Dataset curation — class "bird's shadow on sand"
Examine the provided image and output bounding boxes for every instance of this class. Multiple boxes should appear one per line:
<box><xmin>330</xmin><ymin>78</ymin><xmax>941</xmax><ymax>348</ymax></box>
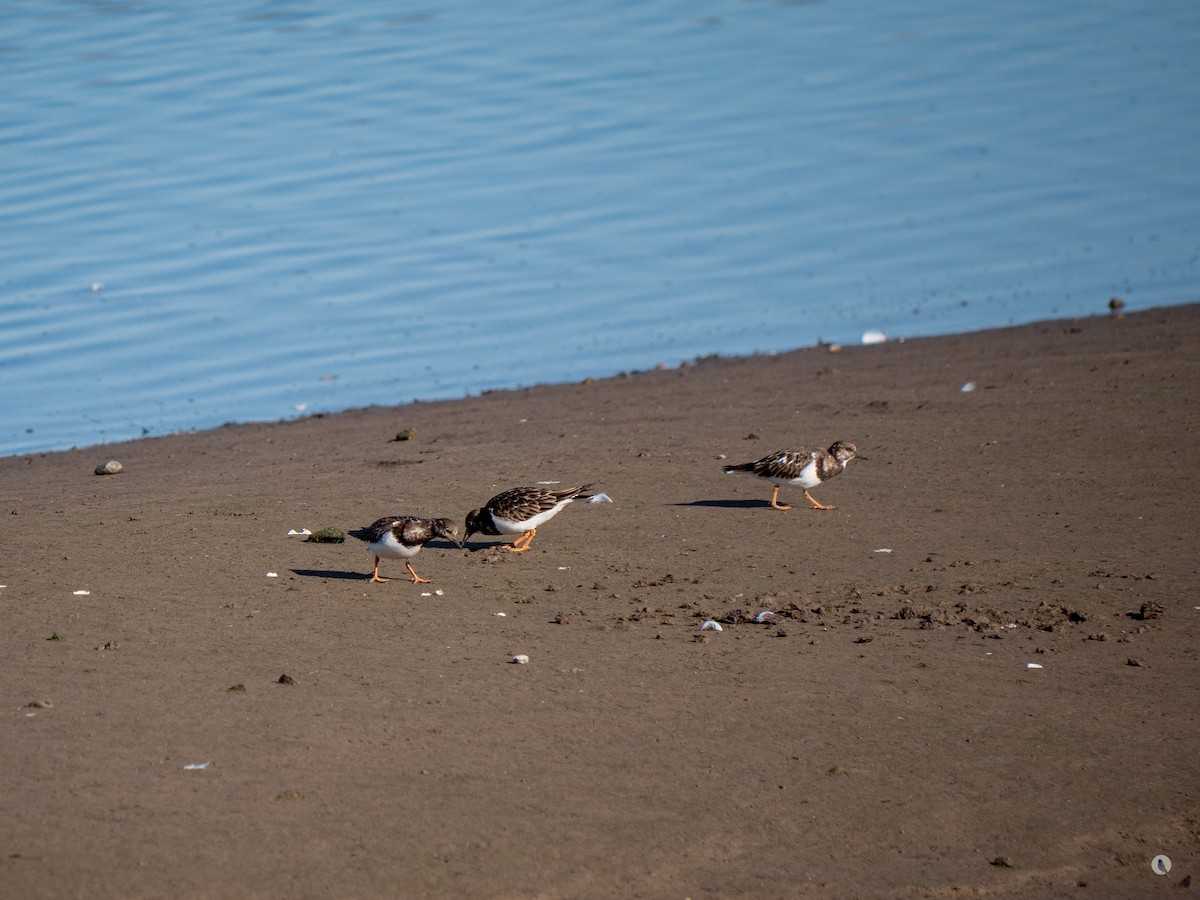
<box><xmin>676</xmin><ymin>498</ymin><xmax>767</xmax><ymax>509</ymax></box>
<box><xmin>291</xmin><ymin>568</ymin><xmax>369</xmax><ymax>580</ymax></box>
<box><xmin>291</xmin><ymin>539</ymin><xmax>466</xmax><ymax>580</ymax></box>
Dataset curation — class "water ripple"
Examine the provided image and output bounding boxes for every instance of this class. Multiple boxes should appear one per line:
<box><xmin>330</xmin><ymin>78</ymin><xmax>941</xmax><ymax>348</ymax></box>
<box><xmin>1</xmin><ymin>0</ymin><xmax>1198</xmax><ymax>454</ymax></box>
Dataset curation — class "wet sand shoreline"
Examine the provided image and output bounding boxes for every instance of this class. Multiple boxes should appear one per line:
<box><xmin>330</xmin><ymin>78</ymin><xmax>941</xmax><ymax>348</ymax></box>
<box><xmin>2</xmin><ymin>304</ymin><xmax>1198</xmax><ymax>898</ymax></box>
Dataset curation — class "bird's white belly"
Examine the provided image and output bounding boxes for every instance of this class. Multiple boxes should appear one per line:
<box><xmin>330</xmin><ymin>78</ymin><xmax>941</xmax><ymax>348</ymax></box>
<box><xmin>492</xmin><ymin>505</ymin><xmax>564</xmax><ymax>534</ymax></box>
<box><xmin>775</xmin><ymin>458</ymin><xmax>821</xmax><ymax>489</ymax></box>
<box><xmin>368</xmin><ymin>532</ymin><xmax>420</xmax><ymax>560</ymax></box>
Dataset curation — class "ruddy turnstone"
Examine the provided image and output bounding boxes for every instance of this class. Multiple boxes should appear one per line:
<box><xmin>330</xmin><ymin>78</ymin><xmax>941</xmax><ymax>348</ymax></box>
<box><xmin>724</xmin><ymin>441</ymin><xmax>864</xmax><ymax>510</ymax></box>
<box><xmin>349</xmin><ymin>516</ymin><xmax>461</xmax><ymax>584</ymax></box>
<box><xmin>464</xmin><ymin>484</ymin><xmax>594</xmax><ymax>552</ymax></box>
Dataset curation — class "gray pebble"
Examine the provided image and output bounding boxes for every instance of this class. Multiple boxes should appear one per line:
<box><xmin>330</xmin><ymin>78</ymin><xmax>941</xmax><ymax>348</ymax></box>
<box><xmin>94</xmin><ymin>460</ymin><xmax>124</xmax><ymax>475</ymax></box>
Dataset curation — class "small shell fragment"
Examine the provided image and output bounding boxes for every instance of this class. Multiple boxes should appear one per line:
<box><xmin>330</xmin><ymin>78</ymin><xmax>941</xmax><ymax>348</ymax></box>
<box><xmin>960</xmin><ymin>381</ymin><xmax>977</xmax><ymax>392</ymax></box>
<box><xmin>1025</xmin><ymin>663</ymin><xmax>1043</xmax><ymax>669</ymax></box>
<box><xmin>287</xmin><ymin>528</ymin><xmax>312</xmax><ymax>536</ymax></box>
<box><xmin>754</xmin><ymin>611</ymin><xmax>775</xmax><ymax>623</ymax></box>
<box><xmin>265</xmin><ymin>572</ymin><xmax>278</xmax><ymax>578</ymax></box>
<box><xmin>874</xmin><ymin>548</ymin><xmax>893</xmax><ymax>553</ymax></box>
<box><xmin>700</xmin><ymin>620</ymin><xmax>723</xmax><ymax>632</ymax></box>
<box><xmin>511</xmin><ymin>654</ymin><xmax>530</xmax><ymax>665</ymax></box>
<box><xmin>183</xmin><ymin>762</ymin><xmax>210</xmax><ymax>770</ymax></box>
<box><xmin>587</xmin><ymin>493</ymin><xmax>613</xmax><ymax>504</ymax></box>
<box><xmin>73</xmin><ymin>590</ymin><xmax>91</xmax><ymax>596</ymax></box>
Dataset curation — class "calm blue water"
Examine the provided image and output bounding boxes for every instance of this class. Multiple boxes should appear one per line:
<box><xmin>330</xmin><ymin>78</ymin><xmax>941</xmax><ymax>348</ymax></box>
<box><xmin>2</xmin><ymin>1</ymin><xmax>1198</xmax><ymax>456</ymax></box>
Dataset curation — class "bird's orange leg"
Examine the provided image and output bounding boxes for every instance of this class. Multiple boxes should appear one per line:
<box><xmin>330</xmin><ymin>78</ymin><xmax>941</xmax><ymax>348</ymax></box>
<box><xmin>507</xmin><ymin>529</ymin><xmax>537</xmax><ymax>552</ymax></box>
<box><xmin>770</xmin><ymin>486</ymin><xmax>792</xmax><ymax>511</ymax></box>
<box><xmin>804</xmin><ymin>490</ymin><xmax>835</xmax><ymax>510</ymax></box>
<box><xmin>406</xmin><ymin>561</ymin><xmax>431</xmax><ymax>584</ymax></box>
<box><xmin>369</xmin><ymin>557</ymin><xmax>389</xmax><ymax>583</ymax></box>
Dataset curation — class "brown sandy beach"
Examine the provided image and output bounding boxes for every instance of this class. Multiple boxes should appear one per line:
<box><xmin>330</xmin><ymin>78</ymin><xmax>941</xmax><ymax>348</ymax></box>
<box><xmin>2</xmin><ymin>304</ymin><xmax>1198</xmax><ymax>898</ymax></box>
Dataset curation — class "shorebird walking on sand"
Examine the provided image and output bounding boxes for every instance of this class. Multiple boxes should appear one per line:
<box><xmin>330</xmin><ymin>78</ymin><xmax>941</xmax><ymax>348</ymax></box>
<box><xmin>724</xmin><ymin>442</ymin><xmax>864</xmax><ymax>510</ymax></box>
<box><xmin>349</xmin><ymin>516</ymin><xmax>461</xmax><ymax>583</ymax></box>
<box><xmin>465</xmin><ymin>484</ymin><xmax>594</xmax><ymax>552</ymax></box>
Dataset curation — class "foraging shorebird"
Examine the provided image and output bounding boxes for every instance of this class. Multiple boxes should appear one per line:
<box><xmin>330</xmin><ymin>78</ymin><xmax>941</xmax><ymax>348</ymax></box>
<box><xmin>724</xmin><ymin>442</ymin><xmax>864</xmax><ymax>510</ymax></box>
<box><xmin>464</xmin><ymin>484</ymin><xmax>594</xmax><ymax>552</ymax></box>
<box><xmin>349</xmin><ymin>516</ymin><xmax>461</xmax><ymax>584</ymax></box>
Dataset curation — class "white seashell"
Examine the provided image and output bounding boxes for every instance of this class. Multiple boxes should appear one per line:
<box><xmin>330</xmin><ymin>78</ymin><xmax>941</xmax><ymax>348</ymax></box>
<box><xmin>73</xmin><ymin>590</ymin><xmax>91</xmax><ymax>596</ymax></box>
<box><xmin>960</xmin><ymin>381</ymin><xmax>976</xmax><ymax>392</ymax></box>
<box><xmin>1025</xmin><ymin>663</ymin><xmax>1043</xmax><ymax>669</ymax></box>
<box><xmin>420</xmin><ymin>592</ymin><xmax>432</xmax><ymax>597</ymax></box>
<box><xmin>287</xmin><ymin>528</ymin><xmax>312</xmax><ymax>536</ymax></box>
<box><xmin>434</xmin><ymin>589</ymin><xmax>444</xmax><ymax>596</ymax></box>
<box><xmin>265</xmin><ymin>572</ymin><xmax>278</xmax><ymax>578</ymax></box>
<box><xmin>494</xmin><ymin>612</ymin><xmax>507</xmax><ymax>617</ymax></box>
<box><xmin>587</xmin><ymin>493</ymin><xmax>613</xmax><ymax>504</ymax></box>
<box><xmin>754</xmin><ymin>611</ymin><xmax>775</xmax><ymax>623</ymax></box>
<box><xmin>511</xmin><ymin>655</ymin><xmax>530</xmax><ymax>665</ymax></box>
<box><xmin>874</xmin><ymin>548</ymin><xmax>893</xmax><ymax>553</ymax></box>
<box><xmin>535</xmin><ymin>480</ymin><xmax>560</xmax><ymax>485</ymax></box>
<box><xmin>861</xmin><ymin>329</ymin><xmax>888</xmax><ymax>345</ymax></box>
<box><xmin>183</xmin><ymin>762</ymin><xmax>210</xmax><ymax>770</ymax></box>
<box><xmin>700</xmin><ymin>620</ymin><xmax>723</xmax><ymax>632</ymax></box>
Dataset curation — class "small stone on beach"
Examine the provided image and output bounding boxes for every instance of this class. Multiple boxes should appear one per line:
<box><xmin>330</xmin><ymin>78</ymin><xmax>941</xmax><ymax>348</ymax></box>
<box><xmin>305</xmin><ymin>528</ymin><xmax>345</xmax><ymax>543</ymax></box>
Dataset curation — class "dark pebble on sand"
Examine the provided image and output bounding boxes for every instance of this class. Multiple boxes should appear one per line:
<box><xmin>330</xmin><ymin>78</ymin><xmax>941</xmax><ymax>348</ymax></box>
<box><xmin>306</xmin><ymin>528</ymin><xmax>345</xmax><ymax>543</ymax></box>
